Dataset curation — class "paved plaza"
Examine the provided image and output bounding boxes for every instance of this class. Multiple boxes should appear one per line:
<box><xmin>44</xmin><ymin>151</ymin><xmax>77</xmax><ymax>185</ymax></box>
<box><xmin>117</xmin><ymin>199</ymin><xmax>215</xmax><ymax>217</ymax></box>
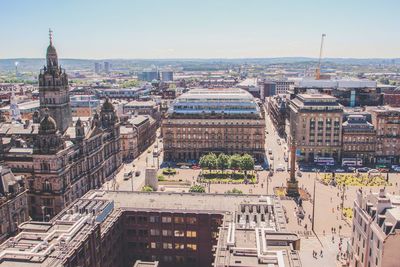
<box><xmin>107</xmin><ymin>108</ymin><xmax>400</xmax><ymax>267</ymax></box>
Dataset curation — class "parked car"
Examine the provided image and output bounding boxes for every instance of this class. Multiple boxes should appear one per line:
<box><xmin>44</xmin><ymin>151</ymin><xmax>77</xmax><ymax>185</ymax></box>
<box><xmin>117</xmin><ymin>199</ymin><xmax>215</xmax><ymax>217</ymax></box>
<box><xmin>268</xmin><ymin>149</ymin><xmax>273</xmax><ymax>155</ymax></box>
<box><xmin>347</xmin><ymin>167</ymin><xmax>356</xmax><ymax>172</ymax></box>
<box><xmin>284</xmin><ymin>157</ymin><xmax>288</xmax><ymax>162</ymax></box>
<box><xmin>192</xmin><ymin>165</ymin><xmax>200</xmax><ymax>170</ymax></box>
<box><xmin>135</xmin><ymin>170</ymin><xmax>141</xmax><ymax>177</ymax></box>
<box><xmin>123</xmin><ymin>171</ymin><xmax>133</xmax><ymax>180</ymax></box>
<box><xmin>180</xmin><ymin>165</ymin><xmax>190</xmax><ymax>169</ymax></box>
<box><xmin>277</xmin><ymin>139</ymin><xmax>281</xmax><ymax>145</ymax></box>
<box><xmin>254</xmin><ymin>165</ymin><xmax>263</xmax><ymax>171</ymax></box>
<box><xmin>270</xmin><ymin>155</ymin><xmax>274</xmax><ymax>160</ymax></box>
<box><xmin>357</xmin><ymin>167</ymin><xmax>370</xmax><ymax>173</ymax></box>
<box><xmin>378</xmin><ymin>168</ymin><xmax>389</xmax><ymax>173</ymax></box>
<box><xmin>299</xmin><ymin>166</ymin><xmax>309</xmax><ymax>172</ymax></box>
<box><xmin>393</xmin><ymin>166</ymin><xmax>400</xmax><ymax>172</ymax></box>
<box><xmin>368</xmin><ymin>169</ymin><xmax>380</xmax><ymax>174</ymax></box>
<box><xmin>335</xmin><ymin>168</ymin><xmax>345</xmax><ymax>173</ymax></box>
<box><xmin>296</xmin><ymin>171</ymin><xmax>302</xmax><ymax>177</ymax></box>
<box><xmin>276</xmin><ymin>165</ymin><xmax>285</xmax><ymax>172</ymax></box>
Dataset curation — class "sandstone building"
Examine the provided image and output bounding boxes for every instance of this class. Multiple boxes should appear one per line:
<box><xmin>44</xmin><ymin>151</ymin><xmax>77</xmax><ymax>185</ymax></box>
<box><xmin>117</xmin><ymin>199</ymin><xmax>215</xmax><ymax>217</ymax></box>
<box><xmin>0</xmin><ymin>32</ymin><xmax>122</xmax><ymax>220</ymax></box>
<box><xmin>162</xmin><ymin>89</ymin><xmax>265</xmax><ymax>161</ymax></box>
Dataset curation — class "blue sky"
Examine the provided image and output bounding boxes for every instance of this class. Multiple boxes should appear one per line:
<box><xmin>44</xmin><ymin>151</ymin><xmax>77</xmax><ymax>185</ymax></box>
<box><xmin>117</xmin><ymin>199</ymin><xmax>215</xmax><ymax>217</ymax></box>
<box><xmin>0</xmin><ymin>0</ymin><xmax>399</xmax><ymax>59</ymax></box>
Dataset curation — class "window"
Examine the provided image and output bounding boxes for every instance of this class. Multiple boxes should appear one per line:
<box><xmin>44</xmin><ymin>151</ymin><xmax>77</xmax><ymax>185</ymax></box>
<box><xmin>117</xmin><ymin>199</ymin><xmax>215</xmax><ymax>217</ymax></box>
<box><xmin>163</xmin><ymin>255</ymin><xmax>173</xmax><ymax>262</ymax></box>
<box><xmin>162</xmin><ymin>230</ymin><xmax>172</xmax><ymax>236</ymax></box>
<box><xmin>150</xmin><ymin>229</ymin><xmax>160</xmax><ymax>236</ymax></box>
<box><xmin>186</xmin><ymin>231</ymin><xmax>197</xmax><ymax>238</ymax></box>
<box><xmin>174</xmin><ymin>243</ymin><xmax>185</xmax><ymax>250</ymax></box>
<box><xmin>187</xmin><ymin>217</ymin><xmax>197</xmax><ymax>224</ymax></box>
<box><xmin>42</xmin><ymin>180</ymin><xmax>52</xmax><ymax>192</ymax></box>
<box><xmin>162</xmin><ymin>216</ymin><xmax>172</xmax><ymax>223</ymax></box>
<box><xmin>149</xmin><ymin>216</ymin><xmax>159</xmax><ymax>223</ymax></box>
<box><xmin>162</xmin><ymin>243</ymin><xmax>173</xmax><ymax>249</ymax></box>
<box><xmin>174</xmin><ymin>217</ymin><xmax>185</xmax><ymax>224</ymax></box>
<box><xmin>187</xmin><ymin>244</ymin><xmax>197</xmax><ymax>251</ymax></box>
<box><xmin>174</xmin><ymin>230</ymin><xmax>185</xmax><ymax>237</ymax></box>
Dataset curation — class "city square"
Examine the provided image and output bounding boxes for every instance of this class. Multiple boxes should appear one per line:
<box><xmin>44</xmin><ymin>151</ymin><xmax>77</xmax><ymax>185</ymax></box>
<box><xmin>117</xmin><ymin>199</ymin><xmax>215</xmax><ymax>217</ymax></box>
<box><xmin>1</xmin><ymin>2</ymin><xmax>400</xmax><ymax>266</ymax></box>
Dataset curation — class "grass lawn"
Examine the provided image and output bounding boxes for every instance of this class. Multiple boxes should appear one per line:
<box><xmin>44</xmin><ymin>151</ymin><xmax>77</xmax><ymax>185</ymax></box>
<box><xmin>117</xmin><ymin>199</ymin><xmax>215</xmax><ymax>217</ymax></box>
<box><xmin>320</xmin><ymin>174</ymin><xmax>391</xmax><ymax>187</ymax></box>
<box><xmin>199</xmin><ymin>170</ymin><xmax>256</xmax><ymax>184</ymax></box>
<box><xmin>343</xmin><ymin>207</ymin><xmax>353</xmax><ymax>220</ymax></box>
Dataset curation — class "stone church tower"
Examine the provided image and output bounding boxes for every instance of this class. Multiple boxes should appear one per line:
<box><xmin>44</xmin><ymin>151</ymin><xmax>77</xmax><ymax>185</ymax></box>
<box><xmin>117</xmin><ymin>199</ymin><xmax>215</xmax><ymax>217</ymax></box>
<box><xmin>38</xmin><ymin>29</ymin><xmax>72</xmax><ymax>133</ymax></box>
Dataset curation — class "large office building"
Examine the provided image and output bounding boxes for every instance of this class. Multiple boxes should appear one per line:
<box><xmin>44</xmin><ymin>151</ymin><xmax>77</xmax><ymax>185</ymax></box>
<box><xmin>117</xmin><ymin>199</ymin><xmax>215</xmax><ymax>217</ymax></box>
<box><xmin>0</xmin><ymin>190</ymin><xmax>300</xmax><ymax>267</ymax></box>
<box><xmin>0</xmin><ymin>33</ymin><xmax>122</xmax><ymax>220</ymax></box>
<box><xmin>161</xmin><ymin>71</ymin><xmax>173</xmax><ymax>82</ymax></box>
<box><xmin>123</xmin><ymin>100</ymin><xmax>160</xmax><ymax>122</ymax></box>
<box><xmin>162</xmin><ymin>88</ymin><xmax>265</xmax><ymax>161</ymax></box>
<box><xmin>350</xmin><ymin>189</ymin><xmax>400</xmax><ymax>267</ymax></box>
<box><xmin>369</xmin><ymin>106</ymin><xmax>400</xmax><ymax>165</ymax></box>
<box><xmin>293</xmin><ymin>79</ymin><xmax>382</xmax><ymax>107</ymax></box>
<box><xmin>266</xmin><ymin>95</ymin><xmax>289</xmax><ymax>139</ymax></box>
<box><xmin>70</xmin><ymin>95</ymin><xmax>101</xmax><ymax>117</ymax></box>
<box><xmin>139</xmin><ymin>71</ymin><xmax>160</xmax><ymax>82</ymax></box>
<box><xmin>289</xmin><ymin>93</ymin><xmax>343</xmax><ymax>163</ymax></box>
<box><xmin>342</xmin><ymin>114</ymin><xmax>376</xmax><ymax>165</ymax></box>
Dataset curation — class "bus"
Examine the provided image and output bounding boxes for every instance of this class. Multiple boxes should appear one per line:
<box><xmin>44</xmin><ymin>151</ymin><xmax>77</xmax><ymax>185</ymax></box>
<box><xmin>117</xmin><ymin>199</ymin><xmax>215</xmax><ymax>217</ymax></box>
<box><xmin>342</xmin><ymin>158</ymin><xmax>362</xmax><ymax>167</ymax></box>
<box><xmin>314</xmin><ymin>157</ymin><xmax>335</xmax><ymax>166</ymax></box>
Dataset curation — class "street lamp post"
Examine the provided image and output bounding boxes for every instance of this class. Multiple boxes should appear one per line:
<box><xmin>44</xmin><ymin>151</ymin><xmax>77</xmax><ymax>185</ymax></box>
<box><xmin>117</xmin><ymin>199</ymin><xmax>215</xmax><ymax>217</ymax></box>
<box><xmin>41</xmin><ymin>206</ymin><xmax>46</xmax><ymax>222</ymax></box>
<box><xmin>340</xmin><ymin>184</ymin><xmax>346</xmax><ymax>219</ymax></box>
<box><xmin>131</xmin><ymin>170</ymin><xmax>134</xmax><ymax>192</ymax></box>
<box><xmin>311</xmin><ymin>170</ymin><xmax>318</xmax><ymax>232</ymax></box>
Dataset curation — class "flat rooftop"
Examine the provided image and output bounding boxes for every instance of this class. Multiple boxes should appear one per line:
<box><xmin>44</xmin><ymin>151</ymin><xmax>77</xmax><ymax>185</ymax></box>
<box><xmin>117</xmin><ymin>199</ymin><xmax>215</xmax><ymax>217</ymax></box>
<box><xmin>88</xmin><ymin>190</ymin><xmax>272</xmax><ymax>213</ymax></box>
<box><xmin>125</xmin><ymin>100</ymin><xmax>157</xmax><ymax>107</ymax></box>
<box><xmin>296</xmin><ymin>79</ymin><xmax>377</xmax><ymax>88</ymax></box>
<box><xmin>133</xmin><ymin>260</ymin><xmax>159</xmax><ymax>267</ymax></box>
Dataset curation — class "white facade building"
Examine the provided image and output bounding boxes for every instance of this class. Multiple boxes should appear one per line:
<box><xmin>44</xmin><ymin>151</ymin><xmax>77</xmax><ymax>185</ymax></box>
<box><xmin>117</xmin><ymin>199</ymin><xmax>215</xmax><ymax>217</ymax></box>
<box><xmin>350</xmin><ymin>188</ymin><xmax>400</xmax><ymax>267</ymax></box>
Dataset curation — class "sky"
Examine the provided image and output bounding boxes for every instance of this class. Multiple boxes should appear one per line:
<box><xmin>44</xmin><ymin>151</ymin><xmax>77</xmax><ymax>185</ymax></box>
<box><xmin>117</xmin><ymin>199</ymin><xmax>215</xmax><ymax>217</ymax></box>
<box><xmin>0</xmin><ymin>0</ymin><xmax>399</xmax><ymax>59</ymax></box>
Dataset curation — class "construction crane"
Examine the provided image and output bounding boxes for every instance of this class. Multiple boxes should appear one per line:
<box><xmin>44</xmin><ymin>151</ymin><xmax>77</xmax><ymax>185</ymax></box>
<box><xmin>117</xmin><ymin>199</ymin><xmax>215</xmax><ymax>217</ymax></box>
<box><xmin>315</xmin><ymin>33</ymin><xmax>326</xmax><ymax>80</ymax></box>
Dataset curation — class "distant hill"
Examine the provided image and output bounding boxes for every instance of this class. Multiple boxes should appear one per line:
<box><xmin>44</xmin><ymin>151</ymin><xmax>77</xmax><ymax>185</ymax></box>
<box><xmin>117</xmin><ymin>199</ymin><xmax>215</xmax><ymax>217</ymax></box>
<box><xmin>1</xmin><ymin>57</ymin><xmax>399</xmax><ymax>73</ymax></box>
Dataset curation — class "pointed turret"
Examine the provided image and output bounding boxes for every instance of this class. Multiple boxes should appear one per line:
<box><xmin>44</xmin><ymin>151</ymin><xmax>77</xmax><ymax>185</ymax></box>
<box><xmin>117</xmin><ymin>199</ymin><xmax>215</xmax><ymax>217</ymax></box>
<box><xmin>46</xmin><ymin>28</ymin><xmax>59</xmax><ymax>70</ymax></box>
<box><xmin>38</xmin><ymin>29</ymin><xmax>72</xmax><ymax>134</ymax></box>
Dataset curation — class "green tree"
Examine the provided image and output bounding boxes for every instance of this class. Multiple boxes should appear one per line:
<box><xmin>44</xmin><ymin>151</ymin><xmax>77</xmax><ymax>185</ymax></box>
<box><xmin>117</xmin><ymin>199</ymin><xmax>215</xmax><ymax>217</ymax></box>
<box><xmin>217</xmin><ymin>153</ymin><xmax>230</xmax><ymax>174</ymax></box>
<box><xmin>199</xmin><ymin>154</ymin><xmax>209</xmax><ymax>170</ymax></box>
<box><xmin>240</xmin><ymin>154</ymin><xmax>255</xmax><ymax>178</ymax></box>
<box><xmin>189</xmin><ymin>185</ymin><xmax>206</xmax><ymax>193</ymax></box>
<box><xmin>199</xmin><ymin>153</ymin><xmax>217</xmax><ymax>172</ymax></box>
<box><xmin>225</xmin><ymin>188</ymin><xmax>243</xmax><ymax>194</ymax></box>
<box><xmin>208</xmin><ymin>153</ymin><xmax>218</xmax><ymax>170</ymax></box>
<box><xmin>142</xmin><ymin>185</ymin><xmax>154</xmax><ymax>192</ymax></box>
<box><xmin>230</xmin><ymin>154</ymin><xmax>241</xmax><ymax>173</ymax></box>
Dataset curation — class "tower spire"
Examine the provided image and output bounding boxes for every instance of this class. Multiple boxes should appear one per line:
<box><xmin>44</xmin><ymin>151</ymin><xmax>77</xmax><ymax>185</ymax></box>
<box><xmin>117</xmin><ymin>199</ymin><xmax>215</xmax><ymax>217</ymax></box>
<box><xmin>49</xmin><ymin>28</ymin><xmax>53</xmax><ymax>45</ymax></box>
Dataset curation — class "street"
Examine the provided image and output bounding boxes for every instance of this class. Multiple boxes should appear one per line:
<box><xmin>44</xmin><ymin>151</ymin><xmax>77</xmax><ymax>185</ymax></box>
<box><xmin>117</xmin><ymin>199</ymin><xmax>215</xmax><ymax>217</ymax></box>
<box><xmin>103</xmin><ymin>132</ymin><xmax>164</xmax><ymax>192</ymax></box>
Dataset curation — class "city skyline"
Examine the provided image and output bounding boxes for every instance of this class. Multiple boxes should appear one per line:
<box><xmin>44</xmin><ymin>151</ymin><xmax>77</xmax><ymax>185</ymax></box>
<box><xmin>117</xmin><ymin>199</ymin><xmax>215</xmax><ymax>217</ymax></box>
<box><xmin>1</xmin><ymin>0</ymin><xmax>400</xmax><ymax>59</ymax></box>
